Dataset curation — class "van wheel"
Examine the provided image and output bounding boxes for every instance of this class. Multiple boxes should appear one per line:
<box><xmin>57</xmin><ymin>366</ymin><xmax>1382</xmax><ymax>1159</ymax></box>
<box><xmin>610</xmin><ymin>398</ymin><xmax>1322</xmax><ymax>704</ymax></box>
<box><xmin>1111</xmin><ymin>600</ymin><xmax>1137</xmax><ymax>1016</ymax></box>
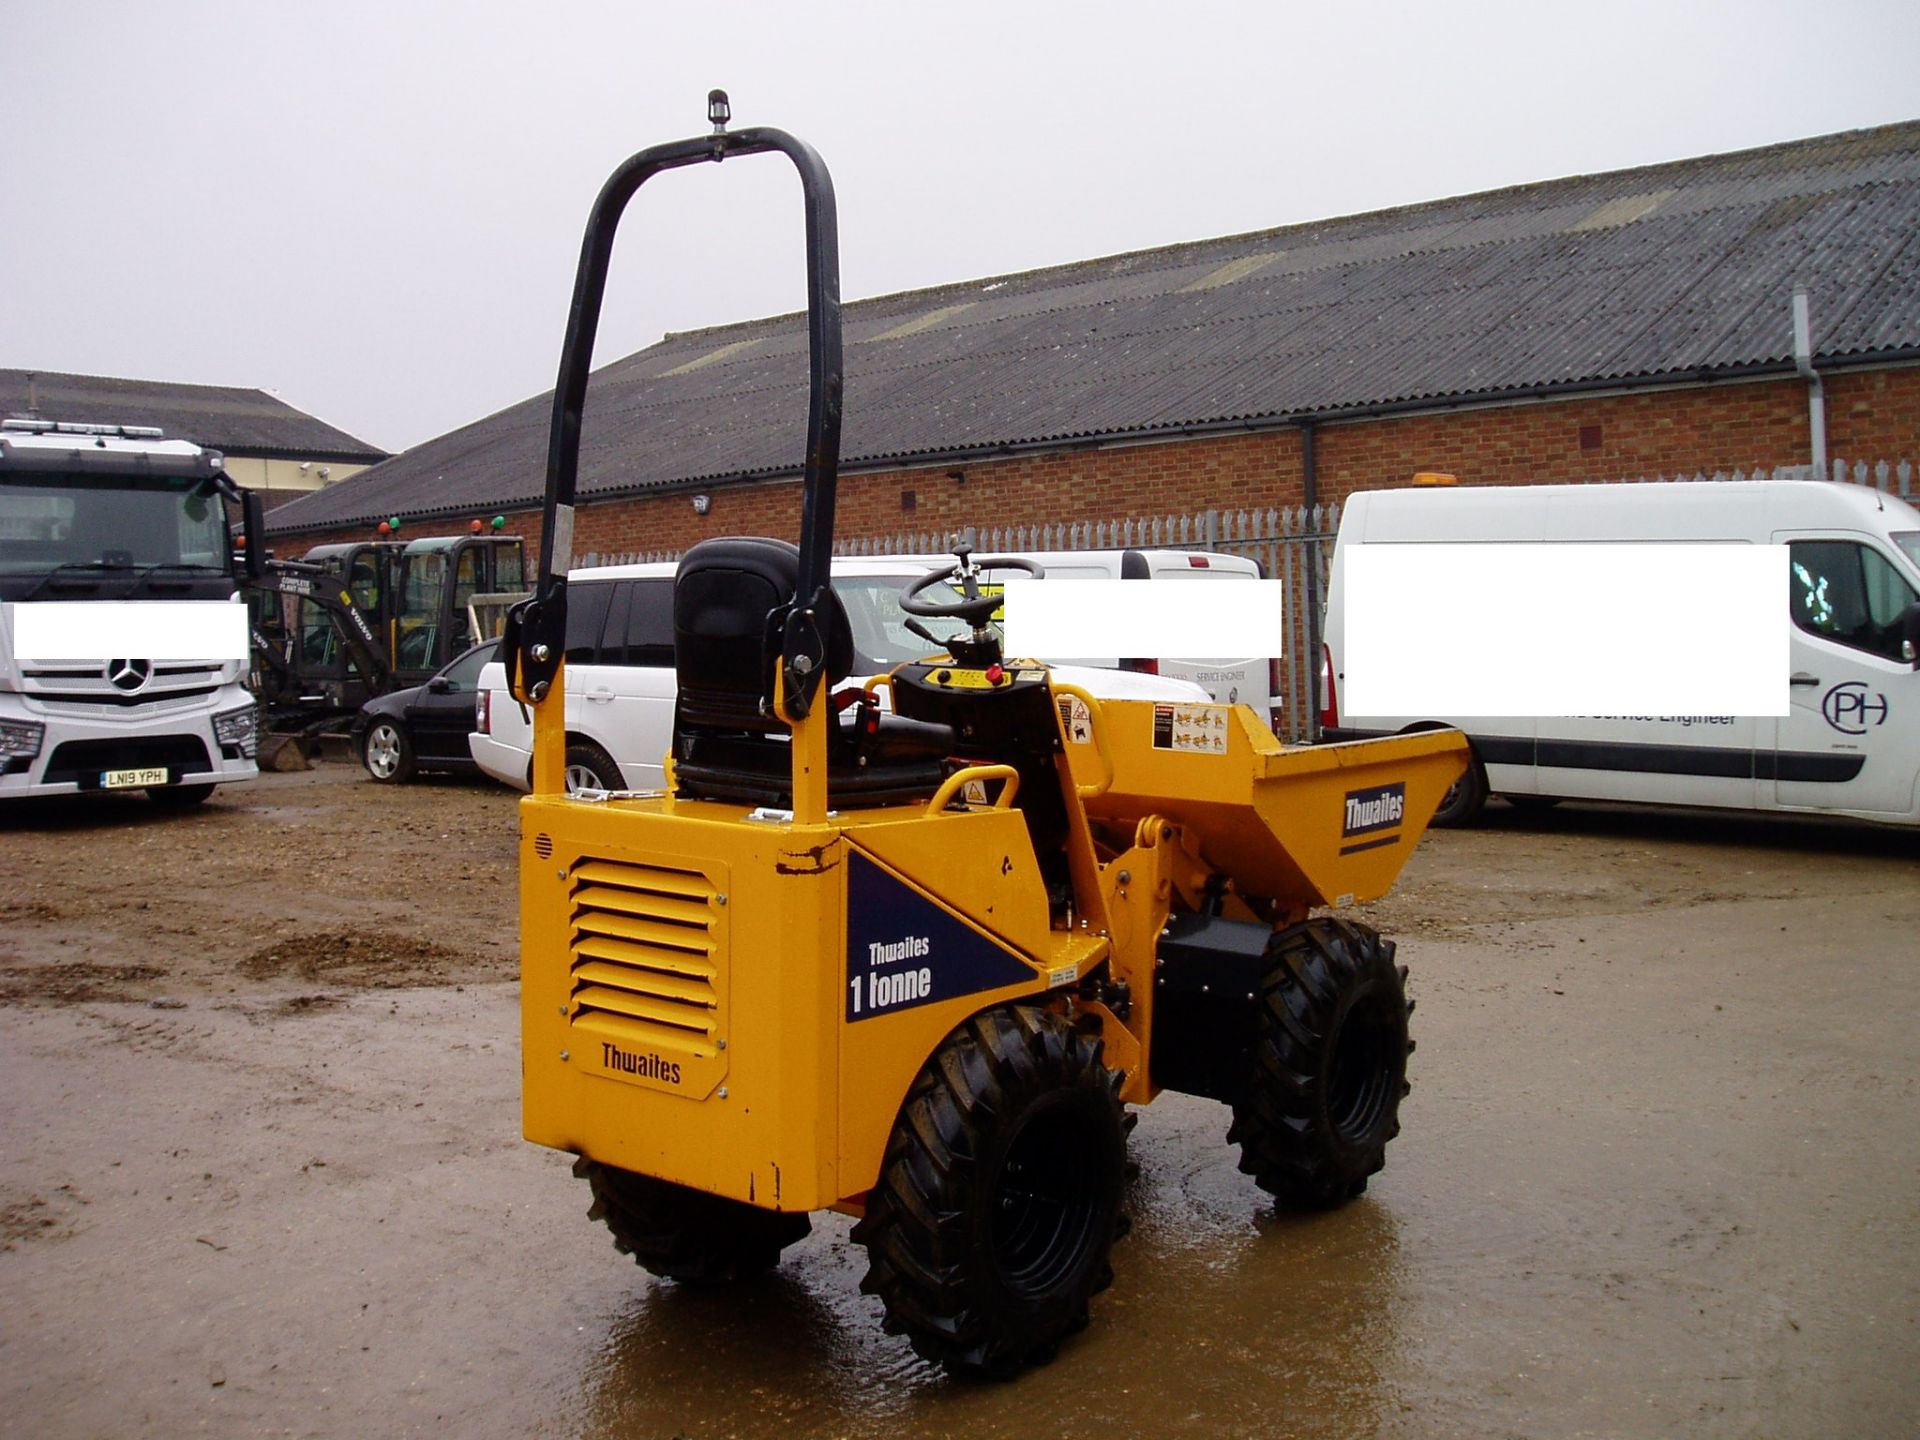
<box><xmin>1229</xmin><ymin>918</ymin><xmax>1409</xmax><ymax>1209</ymax></box>
<box><xmin>853</xmin><ymin>1006</ymin><xmax>1128</xmax><ymax>1378</ymax></box>
<box><xmin>574</xmin><ymin>1158</ymin><xmax>810</xmax><ymax>1283</ymax></box>
<box><xmin>1429</xmin><ymin>752</ymin><xmax>1487</xmax><ymax>827</ymax></box>
<box><xmin>564</xmin><ymin>741</ymin><xmax>623</xmax><ymax>793</ymax></box>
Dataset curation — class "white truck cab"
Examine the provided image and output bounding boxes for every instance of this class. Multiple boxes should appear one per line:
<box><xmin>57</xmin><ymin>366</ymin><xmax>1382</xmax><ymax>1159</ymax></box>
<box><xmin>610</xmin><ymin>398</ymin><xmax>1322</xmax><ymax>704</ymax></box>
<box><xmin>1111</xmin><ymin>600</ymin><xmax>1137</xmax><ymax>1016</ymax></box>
<box><xmin>1322</xmin><ymin>479</ymin><xmax>1920</xmax><ymax>826</ymax></box>
<box><xmin>0</xmin><ymin>421</ymin><xmax>261</xmax><ymax>804</ymax></box>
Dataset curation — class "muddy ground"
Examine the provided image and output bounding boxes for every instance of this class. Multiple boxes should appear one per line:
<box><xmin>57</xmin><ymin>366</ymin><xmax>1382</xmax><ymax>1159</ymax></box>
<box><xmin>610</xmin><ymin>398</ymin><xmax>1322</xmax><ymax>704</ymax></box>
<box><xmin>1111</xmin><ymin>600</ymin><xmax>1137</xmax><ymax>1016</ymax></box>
<box><xmin>1</xmin><ymin>764</ymin><xmax>1915</xmax><ymax>1438</ymax></box>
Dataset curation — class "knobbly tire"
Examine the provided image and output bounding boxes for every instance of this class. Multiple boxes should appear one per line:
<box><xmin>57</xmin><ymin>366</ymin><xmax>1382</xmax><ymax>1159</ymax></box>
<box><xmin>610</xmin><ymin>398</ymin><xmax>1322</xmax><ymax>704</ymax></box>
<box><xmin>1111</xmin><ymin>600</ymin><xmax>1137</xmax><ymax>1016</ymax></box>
<box><xmin>853</xmin><ymin>1005</ymin><xmax>1129</xmax><ymax>1378</ymax></box>
<box><xmin>574</xmin><ymin>1158</ymin><xmax>810</xmax><ymax>1284</ymax></box>
<box><xmin>1229</xmin><ymin>917</ymin><xmax>1411</xmax><ymax>1210</ymax></box>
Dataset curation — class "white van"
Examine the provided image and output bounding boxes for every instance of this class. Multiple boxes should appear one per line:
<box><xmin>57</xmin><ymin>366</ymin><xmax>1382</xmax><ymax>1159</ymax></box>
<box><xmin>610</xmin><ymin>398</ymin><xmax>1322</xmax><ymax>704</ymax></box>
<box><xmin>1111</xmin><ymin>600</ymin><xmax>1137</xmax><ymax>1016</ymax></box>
<box><xmin>1322</xmin><ymin>480</ymin><xmax>1920</xmax><ymax>825</ymax></box>
<box><xmin>469</xmin><ymin>554</ymin><xmax>1218</xmax><ymax>792</ymax></box>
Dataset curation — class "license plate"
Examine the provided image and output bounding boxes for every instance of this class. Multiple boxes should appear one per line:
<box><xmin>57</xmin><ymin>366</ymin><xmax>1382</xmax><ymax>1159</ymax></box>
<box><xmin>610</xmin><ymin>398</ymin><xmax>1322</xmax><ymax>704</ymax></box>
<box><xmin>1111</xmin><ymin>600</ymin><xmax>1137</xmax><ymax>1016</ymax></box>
<box><xmin>102</xmin><ymin>767</ymin><xmax>169</xmax><ymax>789</ymax></box>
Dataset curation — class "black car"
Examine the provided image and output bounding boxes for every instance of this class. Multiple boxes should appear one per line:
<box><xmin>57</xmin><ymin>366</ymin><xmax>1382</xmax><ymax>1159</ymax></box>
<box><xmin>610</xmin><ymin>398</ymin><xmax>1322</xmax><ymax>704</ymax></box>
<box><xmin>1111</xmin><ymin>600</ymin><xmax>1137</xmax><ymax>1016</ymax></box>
<box><xmin>352</xmin><ymin>640</ymin><xmax>498</xmax><ymax>783</ymax></box>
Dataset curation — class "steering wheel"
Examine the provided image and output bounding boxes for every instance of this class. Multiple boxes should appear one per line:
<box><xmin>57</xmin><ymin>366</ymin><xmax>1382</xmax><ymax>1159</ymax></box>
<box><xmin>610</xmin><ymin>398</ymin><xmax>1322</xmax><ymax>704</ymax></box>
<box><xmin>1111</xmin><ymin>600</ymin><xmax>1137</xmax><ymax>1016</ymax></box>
<box><xmin>900</xmin><ymin>552</ymin><xmax>1045</xmax><ymax>624</ymax></box>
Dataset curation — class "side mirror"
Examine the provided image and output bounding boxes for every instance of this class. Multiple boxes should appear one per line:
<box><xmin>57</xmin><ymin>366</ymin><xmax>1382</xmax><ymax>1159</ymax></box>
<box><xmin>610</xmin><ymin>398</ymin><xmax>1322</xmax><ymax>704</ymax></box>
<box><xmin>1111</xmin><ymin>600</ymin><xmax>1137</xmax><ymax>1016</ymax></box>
<box><xmin>241</xmin><ymin>490</ymin><xmax>266</xmax><ymax>581</ymax></box>
<box><xmin>428</xmin><ymin>677</ymin><xmax>453</xmax><ymax>694</ymax></box>
<box><xmin>1898</xmin><ymin>600</ymin><xmax>1920</xmax><ymax>669</ymax></box>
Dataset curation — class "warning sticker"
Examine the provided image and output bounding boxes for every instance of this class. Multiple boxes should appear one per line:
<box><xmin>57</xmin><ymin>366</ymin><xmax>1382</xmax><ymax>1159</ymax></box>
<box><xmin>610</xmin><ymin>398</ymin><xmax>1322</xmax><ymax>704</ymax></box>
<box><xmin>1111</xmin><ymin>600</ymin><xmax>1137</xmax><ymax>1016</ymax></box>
<box><xmin>1151</xmin><ymin>703</ymin><xmax>1229</xmax><ymax>754</ymax></box>
<box><xmin>1057</xmin><ymin>693</ymin><xmax>1095</xmax><ymax>745</ymax></box>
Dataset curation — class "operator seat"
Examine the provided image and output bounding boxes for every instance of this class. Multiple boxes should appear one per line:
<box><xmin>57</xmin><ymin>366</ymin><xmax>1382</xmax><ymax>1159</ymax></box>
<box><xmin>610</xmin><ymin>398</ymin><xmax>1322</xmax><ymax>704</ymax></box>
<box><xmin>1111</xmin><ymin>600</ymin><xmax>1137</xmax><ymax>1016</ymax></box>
<box><xmin>669</xmin><ymin>537</ymin><xmax>954</xmax><ymax>807</ymax></box>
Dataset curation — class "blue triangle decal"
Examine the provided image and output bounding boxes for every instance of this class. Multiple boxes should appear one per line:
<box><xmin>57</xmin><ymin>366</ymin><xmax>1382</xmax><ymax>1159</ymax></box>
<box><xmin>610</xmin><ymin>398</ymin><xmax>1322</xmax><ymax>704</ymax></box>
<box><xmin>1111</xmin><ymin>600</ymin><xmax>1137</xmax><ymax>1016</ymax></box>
<box><xmin>844</xmin><ymin>848</ymin><xmax>1037</xmax><ymax>1022</ymax></box>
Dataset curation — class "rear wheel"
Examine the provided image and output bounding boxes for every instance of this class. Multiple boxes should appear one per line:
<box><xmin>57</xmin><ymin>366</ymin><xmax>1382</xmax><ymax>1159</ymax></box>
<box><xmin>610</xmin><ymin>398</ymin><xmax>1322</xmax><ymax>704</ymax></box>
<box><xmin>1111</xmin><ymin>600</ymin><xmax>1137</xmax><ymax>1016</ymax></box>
<box><xmin>853</xmin><ymin>1005</ymin><xmax>1128</xmax><ymax>1378</ymax></box>
<box><xmin>564</xmin><ymin>740</ymin><xmax>623</xmax><ymax>793</ymax></box>
<box><xmin>363</xmin><ymin>720</ymin><xmax>415</xmax><ymax>783</ymax></box>
<box><xmin>1229</xmin><ymin>918</ymin><xmax>1410</xmax><ymax>1209</ymax></box>
<box><xmin>574</xmin><ymin>1158</ymin><xmax>810</xmax><ymax>1284</ymax></box>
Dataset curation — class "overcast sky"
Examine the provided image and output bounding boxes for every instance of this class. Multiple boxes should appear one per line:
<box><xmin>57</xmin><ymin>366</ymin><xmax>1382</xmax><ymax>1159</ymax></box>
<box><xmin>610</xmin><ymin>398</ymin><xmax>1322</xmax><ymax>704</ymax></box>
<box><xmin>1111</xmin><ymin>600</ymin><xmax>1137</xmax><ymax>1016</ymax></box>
<box><xmin>4</xmin><ymin>1</ymin><xmax>1916</xmax><ymax>454</ymax></box>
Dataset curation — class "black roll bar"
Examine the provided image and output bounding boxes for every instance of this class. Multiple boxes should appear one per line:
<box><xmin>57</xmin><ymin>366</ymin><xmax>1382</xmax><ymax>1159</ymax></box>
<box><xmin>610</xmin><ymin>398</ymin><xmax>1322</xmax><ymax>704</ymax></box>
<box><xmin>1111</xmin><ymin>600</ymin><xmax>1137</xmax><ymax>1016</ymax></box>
<box><xmin>506</xmin><ymin>109</ymin><xmax>843</xmax><ymax>717</ymax></box>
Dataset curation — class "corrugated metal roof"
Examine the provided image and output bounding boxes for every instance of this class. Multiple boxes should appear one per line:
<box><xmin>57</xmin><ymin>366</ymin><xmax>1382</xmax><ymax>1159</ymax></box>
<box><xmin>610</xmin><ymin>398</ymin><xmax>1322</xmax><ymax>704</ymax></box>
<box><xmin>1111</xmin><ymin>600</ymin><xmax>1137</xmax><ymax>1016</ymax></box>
<box><xmin>269</xmin><ymin>121</ymin><xmax>1920</xmax><ymax>534</ymax></box>
<box><xmin>0</xmin><ymin>369</ymin><xmax>387</xmax><ymax>461</ymax></box>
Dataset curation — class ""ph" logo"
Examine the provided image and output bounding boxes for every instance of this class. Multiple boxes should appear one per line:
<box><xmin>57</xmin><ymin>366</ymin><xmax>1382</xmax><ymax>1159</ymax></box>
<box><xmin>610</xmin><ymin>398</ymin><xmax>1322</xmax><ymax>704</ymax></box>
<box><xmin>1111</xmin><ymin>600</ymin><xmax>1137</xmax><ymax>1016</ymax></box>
<box><xmin>1821</xmin><ymin>681</ymin><xmax>1889</xmax><ymax>736</ymax></box>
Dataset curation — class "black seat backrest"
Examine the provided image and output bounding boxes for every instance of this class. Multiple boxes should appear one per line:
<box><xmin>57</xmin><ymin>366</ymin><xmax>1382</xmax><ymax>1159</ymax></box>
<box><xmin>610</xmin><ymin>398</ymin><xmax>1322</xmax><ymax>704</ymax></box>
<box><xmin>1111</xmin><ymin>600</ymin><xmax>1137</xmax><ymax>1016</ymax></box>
<box><xmin>673</xmin><ymin>537</ymin><xmax>854</xmax><ymax>732</ymax></box>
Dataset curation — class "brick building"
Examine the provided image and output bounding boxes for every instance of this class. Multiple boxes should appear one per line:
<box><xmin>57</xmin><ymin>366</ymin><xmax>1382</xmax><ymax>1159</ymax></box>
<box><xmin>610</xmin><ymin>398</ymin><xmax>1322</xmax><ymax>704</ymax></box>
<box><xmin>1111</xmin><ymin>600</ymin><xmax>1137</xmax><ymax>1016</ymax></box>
<box><xmin>0</xmin><ymin>368</ymin><xmax>387</xmax><ymax>509</ymax></box>
<box><xmin>266</xmin><ymin>122</ymin><xmax>1920</xmax><ymax>559</ymax></box>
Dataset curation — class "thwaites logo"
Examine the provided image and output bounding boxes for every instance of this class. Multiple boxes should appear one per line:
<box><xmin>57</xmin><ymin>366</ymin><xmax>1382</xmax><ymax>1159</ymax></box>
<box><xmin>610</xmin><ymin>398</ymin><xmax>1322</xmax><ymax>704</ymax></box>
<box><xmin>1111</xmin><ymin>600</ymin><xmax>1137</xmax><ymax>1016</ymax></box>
<box><xmin>1341</xmin><ymin>782</ymin><xmax>1405</xmax><ymax>855</ymax></box>
<box><xmin>845</xmin><ymin>850</ymin><xmax>1033</xmax><ymax>1022</ymax></box>
<box><xmin>855</xmin><ymin>934</ymin><xmax>934</xmax><ymax>1015</ymax></box>
<box><xmin>1822</xmin><ymin>681</ymin><xmax>1889</xmax><ymax>736</ymax></box>
<box><xmin>599</xmin><ymin>1042</ymin><xmax>681</xmax><ymax>1086</ymax></box>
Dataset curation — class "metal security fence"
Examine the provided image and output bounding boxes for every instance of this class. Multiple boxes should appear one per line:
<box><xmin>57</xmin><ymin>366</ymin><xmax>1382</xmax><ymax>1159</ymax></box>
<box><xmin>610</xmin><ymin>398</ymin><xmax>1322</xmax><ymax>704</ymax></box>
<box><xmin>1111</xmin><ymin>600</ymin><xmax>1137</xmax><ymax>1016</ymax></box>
<box><xmin>1835</xmin><ymin>456</ymin><xmax>1914</xmax><ymax>497</ymax></box>
<box><xmin>1224</xmin><ymin>507</ymin><xmax>1338</xmax><ymax>743</ymax></box>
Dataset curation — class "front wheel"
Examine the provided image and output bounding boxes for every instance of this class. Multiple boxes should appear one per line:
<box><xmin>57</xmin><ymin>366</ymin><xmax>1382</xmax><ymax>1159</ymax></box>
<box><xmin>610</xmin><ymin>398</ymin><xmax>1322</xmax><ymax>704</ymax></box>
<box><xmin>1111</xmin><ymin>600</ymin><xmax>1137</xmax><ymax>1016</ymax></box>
<box><xmin>1229</xmin><ymin>918</ymin><xmax>1411</xmax><ymax>1209</ymax></box>
<box><xmin>853</xmin><ymin>1005</ymin><xmax>1128</xmax><ymax>1378</ymax></box>
<box><xmin>363</xmin><ymin>720</ymin><xmax>415</xmax><ymax>783</ymax></box>
<box><xmin>574</xmin><ymin>1159</ymin><xmax>810</xmax><ymax>1283</ymax></box>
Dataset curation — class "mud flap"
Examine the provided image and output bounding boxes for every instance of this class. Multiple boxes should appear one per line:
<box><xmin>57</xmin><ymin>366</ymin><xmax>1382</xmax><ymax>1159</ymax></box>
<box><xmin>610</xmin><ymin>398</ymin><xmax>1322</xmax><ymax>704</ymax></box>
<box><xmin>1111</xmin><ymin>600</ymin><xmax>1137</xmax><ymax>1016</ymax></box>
<box><xmin>1148</xmin><ymin>913</ymin><xmax>1270</xmax><ymax>1105</ymax></box>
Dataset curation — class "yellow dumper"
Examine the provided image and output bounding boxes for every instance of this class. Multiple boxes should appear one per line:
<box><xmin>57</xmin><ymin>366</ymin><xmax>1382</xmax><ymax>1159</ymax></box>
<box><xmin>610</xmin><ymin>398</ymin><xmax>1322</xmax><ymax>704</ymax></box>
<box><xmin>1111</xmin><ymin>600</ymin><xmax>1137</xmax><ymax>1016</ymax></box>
<box><xmin>507</xmin><ymin>98</ymin><xmax>1467</xmax><ymax>1377</ymax></box>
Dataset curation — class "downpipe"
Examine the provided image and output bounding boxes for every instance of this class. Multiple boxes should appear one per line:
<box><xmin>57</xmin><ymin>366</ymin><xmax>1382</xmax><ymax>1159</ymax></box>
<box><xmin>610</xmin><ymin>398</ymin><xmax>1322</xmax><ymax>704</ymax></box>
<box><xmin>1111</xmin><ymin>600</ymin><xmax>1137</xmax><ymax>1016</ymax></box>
<box><xmin>1793</xmin><ymin>287</ymin><xmax>1828</xmax><ymax>479</ymax></box>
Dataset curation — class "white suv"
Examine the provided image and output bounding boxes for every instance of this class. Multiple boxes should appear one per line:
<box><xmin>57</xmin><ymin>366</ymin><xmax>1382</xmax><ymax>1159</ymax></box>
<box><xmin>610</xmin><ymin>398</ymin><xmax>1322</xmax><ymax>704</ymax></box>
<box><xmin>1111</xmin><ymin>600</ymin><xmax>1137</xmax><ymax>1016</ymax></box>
<box><xmin>470</xmin><ymin>555</ymin><xmax>1230</xmax><ymax>792</ymax></box>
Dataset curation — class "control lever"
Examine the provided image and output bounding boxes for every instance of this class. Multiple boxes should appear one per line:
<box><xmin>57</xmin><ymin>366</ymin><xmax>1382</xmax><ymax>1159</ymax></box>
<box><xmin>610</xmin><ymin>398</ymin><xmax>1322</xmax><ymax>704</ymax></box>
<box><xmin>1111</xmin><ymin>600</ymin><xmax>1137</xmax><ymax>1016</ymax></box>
<box><xmin>903</xmin><ymin>616</ymin><xmax>946</xmax><ymax>650</ymax></box>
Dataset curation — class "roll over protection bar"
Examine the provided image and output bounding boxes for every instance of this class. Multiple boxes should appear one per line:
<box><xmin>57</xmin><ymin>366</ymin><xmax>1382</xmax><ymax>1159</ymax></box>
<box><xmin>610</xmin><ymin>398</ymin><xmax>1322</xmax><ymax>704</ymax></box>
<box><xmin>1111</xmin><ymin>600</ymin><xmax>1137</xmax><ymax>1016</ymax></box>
<box><xmin>504</xmin><ymin>103</ymin><xmax>843</xmax><ymax>720</ymax></box>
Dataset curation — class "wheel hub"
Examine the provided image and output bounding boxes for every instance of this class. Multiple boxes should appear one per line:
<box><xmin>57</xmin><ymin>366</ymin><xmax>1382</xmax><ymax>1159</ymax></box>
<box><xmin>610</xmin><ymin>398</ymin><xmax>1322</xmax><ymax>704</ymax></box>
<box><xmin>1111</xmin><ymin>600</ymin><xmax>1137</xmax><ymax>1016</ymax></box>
<box><xmin>367</xmin><ymin>726</ymin><xmax>401</xmax><ymax>778</ymax></box>
<box><xmin>1327</xmin><ymin>996</ymin><xmax>1394</xmax><ymax>1143</ymax></box>
<box><xmin>990</xmin><ymin>1104</ymin><xmax>1102</xmax><ymax>1298</ymax></box>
